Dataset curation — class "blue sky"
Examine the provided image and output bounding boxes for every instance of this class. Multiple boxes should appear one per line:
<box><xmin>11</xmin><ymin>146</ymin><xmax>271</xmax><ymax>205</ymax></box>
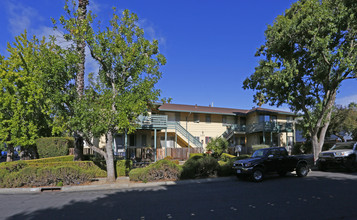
<box><xmin>0</xmin><ymin>0</ymin><xmax>356</xmax><ymax>111</ymax></box>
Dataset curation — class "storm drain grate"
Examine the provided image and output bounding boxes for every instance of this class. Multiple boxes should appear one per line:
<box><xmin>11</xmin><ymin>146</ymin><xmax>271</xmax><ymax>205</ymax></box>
<box><xmin>40</xmin><ymin>187</ymin><xmax>62</xmax><ymax>192</ymax></box>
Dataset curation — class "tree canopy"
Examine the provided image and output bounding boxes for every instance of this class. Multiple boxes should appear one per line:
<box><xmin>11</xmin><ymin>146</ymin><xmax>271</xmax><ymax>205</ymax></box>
<box><xmin>243</xmin><ymin>0</ymin><xmax>357</xmax><ymax>160</ymax></box>
<box><xmin>327</xmin><ymin>103</ymin><xmax>357</xmax><ymax>141</ymax></box>
<box><xmin>0</xmin><ymin>32</ymin><xmax>77</xmax><ymax>161</ymax></box>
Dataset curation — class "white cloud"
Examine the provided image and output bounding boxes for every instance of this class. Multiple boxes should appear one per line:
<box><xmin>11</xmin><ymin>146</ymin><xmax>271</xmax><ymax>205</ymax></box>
<box><xmin>5</xmin><ymin>1</ymin><xmax>41</xmax><ymax>37</ymax></box>
<box><xmin>336</xmin><ymin>94</ymin><xmax>357</xmax><ymax>106</ymax></box>
<box><xmin>137</xmin><ymin>19</ymin><xmax>166</xmax><ymax>47</ymax></box>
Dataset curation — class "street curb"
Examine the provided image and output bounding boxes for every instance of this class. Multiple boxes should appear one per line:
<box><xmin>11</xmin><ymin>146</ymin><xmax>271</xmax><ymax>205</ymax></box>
<box><xmin>0</xmin><ymin>176</ymin><xmax>235</xmax><ymax>194</ymax></box>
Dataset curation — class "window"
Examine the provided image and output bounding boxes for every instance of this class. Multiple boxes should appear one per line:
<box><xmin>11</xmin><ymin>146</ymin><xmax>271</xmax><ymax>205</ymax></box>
<box><xmin>287</xmin><ymin>116</ymin><xmax>293</xmax><ymax>122</ymax></box>
<box><xmin>141</xmin><ymin>135</ymin><xmax>147</xmax><ymax>147</ymax></box>
<box><xmin>240</xmin><ymin>117</ymin><xmax>246</xmax><ymax>126</ymax></box>
<box><xmin>206</xmin><ymin>114</ymin><xmax>211</xmax><ymax>123</ymax></box>
<box><xmin>205</xmin><ymin>136</ymin><xmax>211</xmax><ymax>144</ymax></box>
<box><xmin>222</xmin><ymin>115</ymin><xmax>227</xmax><ymax>124</ymax></box>
<box><xmin>129</xmin><ymin>135</ymin><xmax>136</xmax><ymax>146</ymax></box>
<box><xmin>194</xmin><ymin>114</ymin><xmax>200</xmax><ymax>123</ymax></box>
<box><xmin>175</xmin><ymin>112</ymin><xmax>181</xmax><ymax>122</ymax></box>
<box><xmin>259</xmin><ymin>115</ymin><xmax>270</xmax><ymax>123</ymax></box>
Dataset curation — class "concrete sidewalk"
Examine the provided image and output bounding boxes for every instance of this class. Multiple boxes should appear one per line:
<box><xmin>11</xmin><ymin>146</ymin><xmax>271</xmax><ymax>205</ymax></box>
<box><xmin>0</xmin><ymin>176</ymin><xmax>235</xmax><ymax>194</ymax></box>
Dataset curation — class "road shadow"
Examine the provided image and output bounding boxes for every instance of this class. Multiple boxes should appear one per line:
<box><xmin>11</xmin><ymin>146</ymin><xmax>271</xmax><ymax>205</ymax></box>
<box><xmin>5</xmin><ymin>172</ymin><xmax>357</xmax><ymax>220</ymax></box>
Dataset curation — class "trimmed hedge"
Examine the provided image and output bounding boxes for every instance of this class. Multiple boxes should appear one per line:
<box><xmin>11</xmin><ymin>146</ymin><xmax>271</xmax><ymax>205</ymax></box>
<box><xmin>129</xmin><ymin>160</ymin><xmax>182</xmax><ymax>182</ymax></box>
<box><xmin>36</xmin><ymin>137</ymin><xmax>75</xmax><ymax>158</ymax></box>
<box><xmin>0</xmin><ymin>165</ymin><xmax>94</xmax><ymax>188</ymax></box>
<box><xmin>181</xmin><ymin>155</ymin><xmax>219</xmax><ymax>179</ymax></box>
<box><xmin>220</xmin><ymin>153</ymin><xmax>236</xmax><ymax>162</ymax></box>
<box><xmin>0</xmin><ymin>157</ymin><xmax>108</xmax><ymax>188</ymax></box>
<box><xmin>116</xmin><ymin>160</ymin><xmax>133</xmax><ymax>177</ymax></box>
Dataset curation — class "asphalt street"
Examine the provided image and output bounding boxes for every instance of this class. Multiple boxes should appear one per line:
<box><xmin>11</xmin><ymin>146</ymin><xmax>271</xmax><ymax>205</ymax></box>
<box><xmin>1</xmin><ymin>170</ymin><xmax>357</xmax><ymax>220</ymax></box>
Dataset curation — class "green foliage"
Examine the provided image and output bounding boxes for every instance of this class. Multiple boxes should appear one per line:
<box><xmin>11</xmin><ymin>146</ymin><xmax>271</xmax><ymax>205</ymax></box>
<box><xmin>35</xmin><ymin>137</ymin><xmax>74</xmax><ymax>158</ymax></box>
<box><xmin>129</xmin><ymin>160</ymin><xmax>182</xmax><ymax>182</ymax></box>
<box><xmin>292</xmin><ymin>142</ymin><xmax>313</xmax><ymax>155</ymax></box>
<box><xmin>180</xmin><ymin>156</ymin><xmax>220</xmax><ymax>179</ymax></box>
<box><xmin>189</xmin><ymin>153</ymin><xmax>205</xmax><ymax>158</ymax></box>
<box><xmin>243</xmin><ymin>0</ymin><xmax>357</xmax><ymax>159</ymax></box>
<box><xmin>26</xmin><ymin>155</ymin><xmax>75</xmax><ymax>163</ymax></box>
<box><xmin>116</xmin><ymin>160</ymin><xmax>133</xmax><ymax>177</ymax></box>
<box><xmin>0</xmin><ymin>156</ymin><xmax>107</xmax><ymax>188</ymax></box>
<box><xmin>220</xmin><ymin>153</ymin><xmax>236</xmax><ymax>162</ymax></box>
<box><xmin>206</xmin><ymin>137</ymin><xmax>229</xmax><ymax>158</ymax></box>
<box><xmin>252</xmin><ymin>145</ymin><xmax>270</xmax><ymax>152</ymax></box>
<box><xmin>327</xmin><ymin>103</ymin><xmax>357</xmax><ymax>141</ymax></box>
<box><xmin>0</xmin><ymin>32</ymin><xmax>77</xmax><ymax>149</ymax></box>
<box><xmin>0</xmin><ymin>166</ymin><xmax>94</xmax><ymax>188</ymax></box>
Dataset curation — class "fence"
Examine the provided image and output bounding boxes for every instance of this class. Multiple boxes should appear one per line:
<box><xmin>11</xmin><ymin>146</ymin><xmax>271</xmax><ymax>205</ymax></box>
<box><xmin>156</xmin><ymin>148</ymin><xmax>204</xmax><ymax>161</ymax></box>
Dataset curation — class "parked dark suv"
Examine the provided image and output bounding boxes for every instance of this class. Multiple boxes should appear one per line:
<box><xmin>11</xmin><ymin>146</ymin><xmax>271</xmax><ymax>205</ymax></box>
<box><xmin>233</xmin><ymin>147</ymin><xmax>313</xmax><ymax>182</ymax></box>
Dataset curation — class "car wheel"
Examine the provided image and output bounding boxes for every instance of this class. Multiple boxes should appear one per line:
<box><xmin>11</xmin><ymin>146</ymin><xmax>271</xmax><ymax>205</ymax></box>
<box><xmin>296</xmin><ymin>164</ymin><xmax>309</xmax><ymax>177</ymax></box>
<box><xmin>251</xmin><ymin>168</ymin><xmax>264</xmax><ymax>182</ymax></box>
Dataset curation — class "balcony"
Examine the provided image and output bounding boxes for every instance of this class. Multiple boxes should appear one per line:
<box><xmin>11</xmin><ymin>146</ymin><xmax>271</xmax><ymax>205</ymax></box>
<box><xmin>137</xmin><ymin>115</ymin><xmax>168</xmax><ymax>129</ymax></box>
<box><xmin>246</xmin><ymin>121</ymin><xmax>293</xmax><ymax>133</ymax></box>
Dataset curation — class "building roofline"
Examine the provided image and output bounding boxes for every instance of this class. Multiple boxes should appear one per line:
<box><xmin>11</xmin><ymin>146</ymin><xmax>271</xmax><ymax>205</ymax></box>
<box><xmin>157</xmin><ymin>103</ymin><xmax>296</xmax><ymax>116</ymax></box>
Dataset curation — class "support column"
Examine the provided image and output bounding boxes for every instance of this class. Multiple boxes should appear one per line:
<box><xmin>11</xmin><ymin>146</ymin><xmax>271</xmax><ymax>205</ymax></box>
<box><xmin>175</xmin><ymin>131</ymin><xmax>177</xmax><ymax>148</ymax></box>
<box><xmin>270</xmin><ymin>132</ymin><xmax>273</xmax><ymax>146</ymax></box>
<box><xmin>124</xmin><ymin>130</ymin><xmax>128</xmax><ymax>159</ymax></box>
<box><xmin>165</xmin><ymin>128</ymin><xmax>167</xmax><ymax>157</ymax></box>
<box><xmin>154</xmin><ymin>129</ymin><xmax>157</xmax><ymax>162</ymax></box>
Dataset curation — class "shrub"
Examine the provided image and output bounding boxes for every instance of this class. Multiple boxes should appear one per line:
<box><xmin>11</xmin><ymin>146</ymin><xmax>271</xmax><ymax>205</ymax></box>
<box><xmin>163</xmin><ymin>156</ymin><xmax>179</xmax><ymax>165</ymax></box>
<box><xmin>0</xmin><ymin>165</ymin><xmax>94</xmax><ymax>188</ymax></box>
<box><xmin>180</xmin><ymin>156</ymin><xmax>219</xmax><ymax>179</ymax></box>
<box><xmin>36</xmin><ymin>137</ymin><xmax>75</xmax><ymax>158</ymax></box>
<box><xmin>129</xmin><ymin>160</ymin><xmax>182</xmax><ymax>182</ymax></box>
<box><xmin>0</xmin><ymin>156</ymin><xmax>107</xmax><ymax>188</ymax></box>
<box><xmin>116</xmin><ymin>160</ymin><xmax>133</xmax><ymax>177</ymax></box>
<box><xmin>206</xmin><ymin>137</ymin><xmax>229</xmax><ymax>158</ymax></box>
<box><xmin>220</xmin><ymin>153</ymin><xmax>236</xmax><ymax>162</ymax></box>
<box><xmin>218</xmin><ymin>160</ymin><xmax>235</xmax><ymax>176</ymax></box>
<box><xmin>252</xmin><ymin>145</ymin><xmax>270</xmax><ymax>152</ymax></box>
<box><xmin>189</xmin><ymin>153</ymin><xmax>205</xmax><ymax>158</ymax></box>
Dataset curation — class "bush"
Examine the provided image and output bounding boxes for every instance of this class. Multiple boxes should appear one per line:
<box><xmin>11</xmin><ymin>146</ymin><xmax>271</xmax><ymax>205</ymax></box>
<box><xmin>206</xmin><ymin>137</ymin><xmax>229</xmax><ymax>158</ymax></box>
<box><xmin>189</xmin><ymin>153</ymin><xmax>205</xmax><ymax>158</ymax></box>
<box><xmin>0</xmin><ymin>156</ymin><xmax>107</xmax><ymax>188</ymax></box>
<box><xmin>129</xmin><ymin>160</ymin><xmax>182</xmax><ymax>182</ymax></box>
<box><xmin>116</xmin><ymin>160</ymin><xmax>133</xmax><ymax>177</ymax></box>
<box><xmin>218</xmin><ymin>160</ymin><xmax>235</xmax><ymax>176</ymax></box>
<box><xmin>36</xmin><ymin>137</ymin><xmax>75</xmax><ymax>158</ymax></box>
<box><xmin>220</xmin><ymin>153</ymin><xmax>236</xmax><ymax>162</ymax></box>
<box><xmin>180</xmin><ymin>156</ymin><xmax>219</xmax><ymax>179</ymax></box>
<box><xmin>252</xmin><ymin>145</ymin><xmax>270</xmax><ymax>152</ymax></box>
<box><xmin>0</xmin><ymin>165</ymin><xmax>94</xmax><ymax>188</ymax></box>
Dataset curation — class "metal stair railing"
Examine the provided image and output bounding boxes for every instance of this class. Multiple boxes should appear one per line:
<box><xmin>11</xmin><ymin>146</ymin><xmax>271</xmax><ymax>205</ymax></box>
<box><xmin>167</xmin><ymin>121</ymin><xmax>203</xmax><ymax>148</ymax></box>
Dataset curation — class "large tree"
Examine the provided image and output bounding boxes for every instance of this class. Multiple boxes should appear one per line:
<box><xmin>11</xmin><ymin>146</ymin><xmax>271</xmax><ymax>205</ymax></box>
<box><xmin>53</xmin><ymin>0</ymin><xmax>92</xmax><ymax>160</ymax></box>
<box><xmin>0</xmin><ymin>32</ymin><xmax>77</xmax><ymax>161</ymax></box>
<box><xmin>327</xmin><ymin>103</ymin><xmax>357</xmax><ymax>141</ymax></box>
<box><xmin>70</xmin><ymin>8</ymin><xmax>166</xmax><ymax>182</ymax></box>
<box><xmin>243</xmin><ymin>0</ymin><xmax>357</xmax><ymax>161</ymax></box>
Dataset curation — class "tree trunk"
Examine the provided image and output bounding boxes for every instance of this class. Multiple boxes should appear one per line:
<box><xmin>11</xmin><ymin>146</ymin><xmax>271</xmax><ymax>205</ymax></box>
<box><xmin>74</xmin><ymin>132</ymin><xmax>84</xmax><ymax>161</ymax></box>
<box><xmin>73</xmin><ymin>0</ymin><xmax>89</xmax><ymax>161</ymax></box>
<box><xmin>311</xmin><ymin>89</ymin><xmax>336</xmax><ymax>163</ymax></box>
<box><xmin>105</xmin><ymin>131</ymin><xmax>116</xmax><ymax>183</ymax></box>
<box><xmin>6</xmin><ymin>143</ymin><xmax>14</xmax><ymax>162</ymax></box>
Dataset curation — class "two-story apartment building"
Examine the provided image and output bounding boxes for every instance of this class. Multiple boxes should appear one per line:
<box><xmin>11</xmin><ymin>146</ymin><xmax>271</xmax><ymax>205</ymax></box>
<box><xmin>93</xmin><ymin>103</ymin><xmax>296</xmax><ymax>161</ymax></box>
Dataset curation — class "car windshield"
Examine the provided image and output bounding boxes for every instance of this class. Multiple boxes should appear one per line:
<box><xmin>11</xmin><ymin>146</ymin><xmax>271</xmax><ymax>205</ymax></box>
<box><xmin>252</xmin><ymin>149</ymin><xmax>269</xmax><ymax>158</ymax></box>
<box><xmin>330</xmin><ymin>142</ymin><xmax>355</xmax><ymax>150</ymax></box>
